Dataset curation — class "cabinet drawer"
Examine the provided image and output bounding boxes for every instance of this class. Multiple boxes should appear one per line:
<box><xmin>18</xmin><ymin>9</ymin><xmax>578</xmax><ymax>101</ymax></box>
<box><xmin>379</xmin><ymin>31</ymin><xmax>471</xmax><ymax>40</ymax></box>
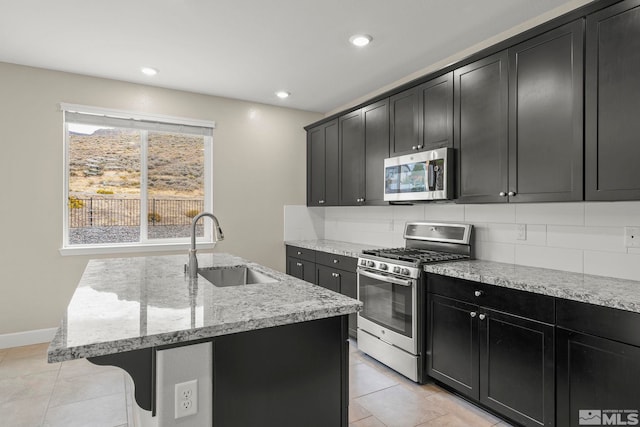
<box><xmin>315</xmin><ymin>251</ymin><xmax>357</xmax><ymax>272</ymax></box>
<box><xmin>427</xmin><ymin>274</ymin><xmax>554</xmax><ymax>323</ymax></box>
<box><xmin>286</xmin><ymin>245</ymin><xmax>316</xmax><ymax>262</ymax></box>
<box><xmin>557</xmin><ymin>298</ymin><xmax>640</xmax><ymax>347</ymax></box>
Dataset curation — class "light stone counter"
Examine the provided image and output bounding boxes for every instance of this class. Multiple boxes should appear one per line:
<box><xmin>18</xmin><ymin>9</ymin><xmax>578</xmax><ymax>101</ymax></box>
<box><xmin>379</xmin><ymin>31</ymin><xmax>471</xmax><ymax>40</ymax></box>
<box><xmin>424</xmin><ymin>260</ymin><xmax>640</xmax><ymax>313</ymax></box>
<box><xmin>285</xmin><ymin>239</ymin><xmax>383</xmax><ymax>258</ymax></box>
<box><xmin>48</xmin><ymin>253</ymin><xmax>361</xmax><ymax>362</ymax></box>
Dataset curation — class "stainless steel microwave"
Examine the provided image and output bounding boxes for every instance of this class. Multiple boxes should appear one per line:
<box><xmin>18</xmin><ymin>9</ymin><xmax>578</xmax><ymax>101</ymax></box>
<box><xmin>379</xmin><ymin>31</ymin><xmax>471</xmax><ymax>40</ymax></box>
<box><xmin>384</xmin><ymin>147</ymin><xmax>453</xmax><ymax>202</ymax></box>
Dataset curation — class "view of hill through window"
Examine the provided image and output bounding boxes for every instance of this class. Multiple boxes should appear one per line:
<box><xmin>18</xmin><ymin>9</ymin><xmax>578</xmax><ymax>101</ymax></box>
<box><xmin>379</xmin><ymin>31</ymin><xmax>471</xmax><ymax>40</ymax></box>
<box><xmin>67</xmin><ymin>126</ymin><xmax>206</xmax><ymax>245</ymax></box>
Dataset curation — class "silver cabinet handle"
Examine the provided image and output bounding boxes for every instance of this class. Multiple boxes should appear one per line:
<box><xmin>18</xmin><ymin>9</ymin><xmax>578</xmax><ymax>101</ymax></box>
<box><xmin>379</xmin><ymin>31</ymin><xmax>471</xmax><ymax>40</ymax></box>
<box><xmin>297</xmin><ymin>251</ymin><xmax>302</xmax><ymax>255</ymax></box>
<box><xmin>508</xmin><ymin>191</ymin><xmax>516</xmax><ymax>196</ymax></box>
<box><xmin>333</xmin><ymin>259</ymin><xmax>339</xmax><ymax>264</ymax></box>
<box><xmin>296</xmin><ymin>262</ymin><xmax>302</xmax><ymax>267</ymax></box>
<box><xmin>474</xmin><ymin>290</ymin><xmax>483</xmax><ymax>297</ymax></box>
<box><xmin>470</xmin><ymin>312</ymin><xmax>477</xmax><ymax>318</ymax></box>
<box><xmin>417</xmin><ymin>144</ymin><xmax>423</xmax><ymax>149</ymax></box>
<box><xmin>499</xmin><ymin>191</ymin><xmax>506</xmax><ymax>197</ymax></box>
<box><xmin>412</xmin><ymin>145</ymin><xmax>417</xmax><ymax>150</ymax></box>
<box><xmin>318</xmin><ymin>200</ymin><xmax>325</xmax><ymax>204</ymax></box>
<box><xmin>479</xmin><ymin>314</ymin><xmax>486</xmax><ymax>320</ymax></box>
<box><xmin>332</xmin><ymin>272</ymin><xmax>340</xmax><ymax>278</ymax></box>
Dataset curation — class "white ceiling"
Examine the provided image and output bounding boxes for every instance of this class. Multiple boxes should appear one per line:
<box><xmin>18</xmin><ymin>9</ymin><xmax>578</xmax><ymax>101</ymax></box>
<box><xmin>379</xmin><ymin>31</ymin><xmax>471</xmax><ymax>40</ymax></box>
<box><xmin>1</xmin><ymin>0</ymin><xmax>583</xmax><ymax>113</ymax></box>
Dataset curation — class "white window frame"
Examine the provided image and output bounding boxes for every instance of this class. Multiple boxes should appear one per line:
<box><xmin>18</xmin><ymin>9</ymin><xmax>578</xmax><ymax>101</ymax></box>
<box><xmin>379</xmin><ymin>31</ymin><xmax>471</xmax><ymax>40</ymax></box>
<box><xmin>59</xmin><ymin>103</ymin><xmax>216</xmax><ymax>256</ymax></box>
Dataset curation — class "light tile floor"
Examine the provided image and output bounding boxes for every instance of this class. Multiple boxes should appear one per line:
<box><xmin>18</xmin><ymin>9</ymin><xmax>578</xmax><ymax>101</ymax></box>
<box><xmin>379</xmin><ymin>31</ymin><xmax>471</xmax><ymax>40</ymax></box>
<box><xmin>0</xmin><ymin>341</ymin><xmax>513</xmax><ymax>427</ymax></box>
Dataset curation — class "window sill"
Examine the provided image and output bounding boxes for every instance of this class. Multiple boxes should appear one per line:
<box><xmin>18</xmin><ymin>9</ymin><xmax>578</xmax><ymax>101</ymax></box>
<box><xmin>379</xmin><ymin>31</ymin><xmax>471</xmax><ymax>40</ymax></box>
<box><xmin>59</xmin><ymin>242</ymin><xmax>217</xmax><ymax>257</ymax></box>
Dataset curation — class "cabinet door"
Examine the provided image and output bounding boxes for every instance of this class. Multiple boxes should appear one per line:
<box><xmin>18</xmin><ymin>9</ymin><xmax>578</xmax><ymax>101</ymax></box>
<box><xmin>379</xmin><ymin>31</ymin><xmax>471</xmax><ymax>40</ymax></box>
<box><xmin>307</xmin><ymin>125</ymin><xmax>325</xmax><ymax>206</ymax></box>
<box><xmin>557</xmin><ymin>328</ymin><xmax>640</xmax><ymax>427</ymax></box>
<box><xmin>363</xmin><ymin>99</ymin><xmax>390</xmax><ymax>205</ymax></box>
<box><xmin>325</xmin><ymin>120</ymin><xmax>340</xmax><ymax>205</ymax></box>
<box><xmin>339</xmin><ymin>271</ymin><xmax>358</xmax><ymax>339</ymax></box>
<box><xmin>455</xmin><ymin>51</ymin><xmax>509</xmax><ymax>203</ymax></box>
<box><xmin>427</xmin><ymin>295</ymin><xmax>479</xmax><ymax>399</ymax></box>
<box><xmin>479</xmin><ymin>309</ymin><xmax>555</xmax><ymax>427</ymax></box>
<box><xmin>339</xmin><ymin>110</ymin><xmax>365</xmax><ymax>205</ymax></box>
<box><xmin>421</xmin><ymin>72</ymin><xmax>453</xmax><ymax>151</ymax></box>
<box><xmin>509</xmin><ymin>20</ymin><xmax>584</xmax><ymax>203</ymax></box>
<box><xmin>316</xmin><ymin>265</ymin><xmax>340</xmax><ymax>293</ymax></box>
<box><xmin>390</xmin><ymin>86</ymin><xmax>421</xmax><ymax>155</ymax></box>
<box><xmin>586</xmin><ymin>0</ymin><xmax>640</xmax><ymax>200</ymax></box>
<box><xmin>287</xmin><ymin>257</ymin><xmax>316</xmax><ymax>284</ymax></box>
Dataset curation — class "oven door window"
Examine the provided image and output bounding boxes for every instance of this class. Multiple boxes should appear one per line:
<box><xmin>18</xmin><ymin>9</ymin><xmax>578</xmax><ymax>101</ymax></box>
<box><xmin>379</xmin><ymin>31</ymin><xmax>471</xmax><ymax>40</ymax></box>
<box><xmin>359</xmin><ymin>273</ymin><xmax>413</xmax><ymax>338</ymax></box>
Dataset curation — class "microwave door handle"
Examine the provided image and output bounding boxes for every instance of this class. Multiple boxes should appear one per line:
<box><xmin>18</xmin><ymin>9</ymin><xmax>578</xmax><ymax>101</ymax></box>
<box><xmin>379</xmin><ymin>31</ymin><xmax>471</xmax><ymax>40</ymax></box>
<box><xmin>428</xmin><ymin>163</ymin><xmax>435</xmax><ymax>190</ymax></box>
<box><xmin>357</xmin><ymin>268</ymin><xmax>414</xmax><ymax>287</ymax></box>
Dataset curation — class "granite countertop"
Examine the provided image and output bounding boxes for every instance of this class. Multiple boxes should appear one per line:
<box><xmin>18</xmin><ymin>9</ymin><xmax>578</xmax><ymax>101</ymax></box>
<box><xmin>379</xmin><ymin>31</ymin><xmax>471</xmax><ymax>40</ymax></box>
<box><xmin>424</xmin><ymin>260</ymin><xmax>640</xmax><ymax>314</ymax></box>
<box><xmin>285</xmin><ymin>239</ymin><xmax>382</xmax><ymax>258</ymax></box>
<box><xmin>286</xmin><ymin>239</ymin><xmax>640</xmax><ymax>314</ymax></box>
<box><xmin>48</xmin><ymin>253</ymin><xmax>361</xmax><ymax>363</ymax></box>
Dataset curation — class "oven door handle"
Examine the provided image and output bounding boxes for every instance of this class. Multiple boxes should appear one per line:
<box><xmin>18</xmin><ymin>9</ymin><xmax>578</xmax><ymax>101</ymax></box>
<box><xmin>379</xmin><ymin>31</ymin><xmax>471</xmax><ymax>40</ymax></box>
<box><xmin>357</xmin><ymin>268</ymin><xmax>414</xmax><ymax>287</ymax></box>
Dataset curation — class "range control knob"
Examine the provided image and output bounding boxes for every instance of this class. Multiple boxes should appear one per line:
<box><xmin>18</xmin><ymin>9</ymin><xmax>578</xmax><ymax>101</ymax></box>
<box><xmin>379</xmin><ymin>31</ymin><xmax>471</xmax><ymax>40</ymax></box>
<box><xmin>393</xmin><ymin>266</ymin><xmax>401</xmax><ymax>274</ymax></box>
<box><xmin>401</xmin><ymin>268</ymin><xmax>411</xmax><ymax>276</ymax></box>
<box><xmin>379</xmin><ymin>263</ymin><xmax>388</xmax><ymax>271</ymax></box>
<box><xmin>360</xmin><ymin>259</ymin><xmax>367</xmax><ymax>266</ymax></box>
<box><xmin>367</xmin><ymin>261</ymin><xmax>375</xmax><ymax>268</ymax></box>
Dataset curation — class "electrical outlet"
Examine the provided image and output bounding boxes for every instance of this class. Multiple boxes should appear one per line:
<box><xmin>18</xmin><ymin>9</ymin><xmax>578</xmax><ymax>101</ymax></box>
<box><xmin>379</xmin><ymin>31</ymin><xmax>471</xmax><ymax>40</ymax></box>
<box><xmin>625</xmin><ymin>227</ymin><xmax>640</xmax><ymax>248</ymax></box>
<box><xmin>516</xmin><ymin>224</ymin><xmax>527</xmax><ymax>241</ymax></box>
<box><xmin>175</xmin><ymin>379</ymin><xmax>198</xmax><ymax>419</ymax></box>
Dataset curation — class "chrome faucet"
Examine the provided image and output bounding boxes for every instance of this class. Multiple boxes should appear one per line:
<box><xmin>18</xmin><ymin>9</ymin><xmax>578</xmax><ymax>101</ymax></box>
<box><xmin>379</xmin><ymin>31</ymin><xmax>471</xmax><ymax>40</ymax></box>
<box><xmin>188</xmin><ymin>212</ymin><xmax>224</xmax><ymax>279</ymax></box>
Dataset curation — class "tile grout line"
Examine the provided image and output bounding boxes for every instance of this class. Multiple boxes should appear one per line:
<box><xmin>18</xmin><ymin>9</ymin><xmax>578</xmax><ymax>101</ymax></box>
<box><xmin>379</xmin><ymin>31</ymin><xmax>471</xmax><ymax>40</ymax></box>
<box><xmin>41</xmin><ymin>357</ymin><xmax>62</xmax><ymax>425</ymax></box>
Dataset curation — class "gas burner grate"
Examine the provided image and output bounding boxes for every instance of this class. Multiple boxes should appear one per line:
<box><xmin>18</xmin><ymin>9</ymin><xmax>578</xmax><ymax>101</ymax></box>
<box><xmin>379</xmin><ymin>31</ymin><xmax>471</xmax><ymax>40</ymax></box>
<box><xmin>363</xmin><ymin>248</ymin><xmax>469</xmax><ymax>264</ymax></box>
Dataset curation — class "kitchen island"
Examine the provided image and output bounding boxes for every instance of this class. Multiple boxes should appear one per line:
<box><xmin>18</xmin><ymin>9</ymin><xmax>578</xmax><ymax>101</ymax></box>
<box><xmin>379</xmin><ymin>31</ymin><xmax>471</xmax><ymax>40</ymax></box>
<box><xmin>48</xmin><ymin>253</ymin><xmax>360</xmax><ymax>426</ymax></box>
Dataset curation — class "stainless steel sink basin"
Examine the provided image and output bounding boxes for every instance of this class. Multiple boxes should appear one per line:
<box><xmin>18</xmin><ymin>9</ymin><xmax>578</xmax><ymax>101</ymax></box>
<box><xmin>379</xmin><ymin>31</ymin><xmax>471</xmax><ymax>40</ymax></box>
<box><xmin>197</xmin><ymin>266</ymin><xmax>278</xmax><ymax>287</ymax></box>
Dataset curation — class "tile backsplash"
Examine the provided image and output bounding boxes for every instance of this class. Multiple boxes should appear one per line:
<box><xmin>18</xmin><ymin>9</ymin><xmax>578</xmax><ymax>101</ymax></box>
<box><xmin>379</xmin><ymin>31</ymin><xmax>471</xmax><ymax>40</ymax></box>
<box><xmin>284</xmin><ymin>202</ymin><xmax>640</xmax><ymax>281</ymax></box>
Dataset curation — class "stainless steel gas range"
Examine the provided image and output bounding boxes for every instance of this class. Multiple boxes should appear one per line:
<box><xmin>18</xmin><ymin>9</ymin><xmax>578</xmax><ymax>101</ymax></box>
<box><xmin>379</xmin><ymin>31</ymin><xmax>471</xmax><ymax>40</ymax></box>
<box><xmin>356</xmin><ymin>221</ymin><xmax>473</xmax><ymax>383</ymax></box>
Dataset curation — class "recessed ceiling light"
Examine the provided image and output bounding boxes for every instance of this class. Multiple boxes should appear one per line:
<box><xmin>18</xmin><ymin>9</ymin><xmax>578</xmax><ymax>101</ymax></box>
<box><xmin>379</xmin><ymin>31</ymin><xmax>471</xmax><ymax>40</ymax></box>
<box><xmin>141</xmin><ymin>67</ymin><xmax>158</xmax><ymax>76</ymax></box>
<box><xmin>349</xmin><ymin>34</ymin><xmax>372</xmax><ymax>47</ymax></box>
<box><xmin>276</xmin><ymin>91</ymin><xmax>290</xmax><ymax>99</ymax></box>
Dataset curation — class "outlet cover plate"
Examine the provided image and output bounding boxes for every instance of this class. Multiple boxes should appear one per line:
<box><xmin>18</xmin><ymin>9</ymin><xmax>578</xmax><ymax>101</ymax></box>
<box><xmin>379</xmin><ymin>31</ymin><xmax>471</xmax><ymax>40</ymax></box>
<box><xmin>517</xmin><ymin>224</ymin><xmax>527</xmax><ymax>241</ymax></box>
<box><xmin>625</xmin><ymin>227</ymin><xmax>640</xmax><ymax>248</ymax></box>
<box><xmin>175</xmin><ymin>379</ymin><xmax>198</xmax><ymax>419</ymax></box>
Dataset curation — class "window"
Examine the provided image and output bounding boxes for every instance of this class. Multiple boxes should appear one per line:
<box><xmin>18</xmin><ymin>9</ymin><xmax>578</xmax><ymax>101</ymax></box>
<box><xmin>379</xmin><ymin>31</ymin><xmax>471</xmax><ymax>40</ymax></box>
<box><xmin>61</xmin><ymin>104</ymin><xmax>215</xmax><ymax>254</ymax></box>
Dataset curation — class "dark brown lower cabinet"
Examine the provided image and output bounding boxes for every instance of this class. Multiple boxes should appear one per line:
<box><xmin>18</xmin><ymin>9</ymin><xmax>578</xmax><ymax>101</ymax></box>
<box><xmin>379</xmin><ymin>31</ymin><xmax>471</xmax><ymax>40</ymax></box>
<box><xmin>286</xmin><ymin>257</ymin><xmax>315</xmax><ymax>283</ymax></box>
<box><xmin>428</xmin><ymin>287</ymin><xmax>554</xmax><ymax>426</ymax></box>
<box><xmin>556</xmin><ymin>298</ymin><xmax>640</xmax><ymax>427</ymax></box>
<box><xmin>479</xmin><ymin>309</ymin><xmax>554</xmax><ymax>427</ymax></box>
<box><xmin>556</xmin><ymin>328</ymin><xmax>640</xmax><ymax>427</ymax></box>
<box><xmin>316</xmin><ymin>264</ymin><xmax>358</xmax><ymax>339</ymax></box>
<box><xmin>286</xmin><ymin>246</ymin><xmax>358</xmax><ymax>338</ymax></box>
<box><xmin>428</xmin><ymin>295</ymin><xmax>478</xmax><ymax>397</ymax></box>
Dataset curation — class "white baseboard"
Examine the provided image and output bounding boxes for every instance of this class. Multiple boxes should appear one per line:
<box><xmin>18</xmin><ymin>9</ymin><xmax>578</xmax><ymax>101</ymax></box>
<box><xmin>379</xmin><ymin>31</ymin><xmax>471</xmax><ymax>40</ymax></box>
<box><xmin>0</xmin><ymin>328</ymin><xmax>57</xmax><ymax>349</ymax></box>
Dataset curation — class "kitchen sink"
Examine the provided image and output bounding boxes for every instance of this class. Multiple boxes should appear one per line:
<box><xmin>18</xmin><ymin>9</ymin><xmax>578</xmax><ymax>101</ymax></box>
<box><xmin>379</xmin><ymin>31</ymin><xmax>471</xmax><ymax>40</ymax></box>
<box><xmin>197</xmin><ymin>266</ymin><xmax>278</xmax><ymax>287</ymax></box>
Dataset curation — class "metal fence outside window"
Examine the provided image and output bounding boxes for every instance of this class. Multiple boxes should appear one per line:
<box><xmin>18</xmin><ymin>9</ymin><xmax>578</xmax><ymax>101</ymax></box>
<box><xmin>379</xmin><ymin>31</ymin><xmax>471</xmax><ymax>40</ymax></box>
<box><xmin>68</xmin><ymin>198</ymin><xmax>204</xmax><ymax>228</ymax></box>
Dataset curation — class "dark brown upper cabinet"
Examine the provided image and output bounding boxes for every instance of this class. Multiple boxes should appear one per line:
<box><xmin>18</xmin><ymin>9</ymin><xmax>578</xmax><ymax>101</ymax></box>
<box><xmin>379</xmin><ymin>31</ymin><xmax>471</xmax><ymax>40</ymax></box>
<box><xmin>508</xmin><ymin>19</ymin><xmax>584</xmax><ymax>203</ymax></box>
<box><xmin>456</xmin><ymin>20</ymin><xmax>584</xmax><ymax>204</ymax></box>
<box><xmin>307</xmin><ymin>119</ymin><xmax>339</xmax><ymax>206</ymax></box>
<box><xmin>363</xmin><ymin>99</ymin><xmax>390</xmax><ymax>205</ymax></box>
<box><xmin>422</xmin><ymin>72</ymin><xmax>454</xmax><ymax>152</ymax></box>
<box><xmin>455</xmin><ymin>51</ymin><xmax>509</xmax><ymax>204</ymax></box>
<box><xmin>586</xmin><ymin>0</ymin><xmax>640</xmax><ymax>200</ymax></box>
<box><xmin>390</xmin><ymin>73</ymin><xmax>454</xmax><ymax>156</ymax></box>
<box><xmin>389</xmin><ymin>86</ymin><xmax>421</xmax><ymax>155</ymax></box>
<box><xmin>339</xmin><ymin>110</ymin><xmax>365</xmax><ymax>205</ymax></box>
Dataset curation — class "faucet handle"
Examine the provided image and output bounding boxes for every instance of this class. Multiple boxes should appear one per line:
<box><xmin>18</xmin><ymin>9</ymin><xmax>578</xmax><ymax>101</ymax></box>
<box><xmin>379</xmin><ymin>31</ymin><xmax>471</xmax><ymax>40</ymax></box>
<box><xmin>217</xmin><ymin>226</ymin><xmax>225</xmax><ymax>240</ymax></box>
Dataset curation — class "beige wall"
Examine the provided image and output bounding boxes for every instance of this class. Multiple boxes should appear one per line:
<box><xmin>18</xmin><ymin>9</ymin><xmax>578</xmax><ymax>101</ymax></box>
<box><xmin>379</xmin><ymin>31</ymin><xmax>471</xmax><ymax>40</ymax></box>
<box><xmin>0</xmin><ymin>62</ymin><xmax>321</xmax><ymax>335</ymax></box>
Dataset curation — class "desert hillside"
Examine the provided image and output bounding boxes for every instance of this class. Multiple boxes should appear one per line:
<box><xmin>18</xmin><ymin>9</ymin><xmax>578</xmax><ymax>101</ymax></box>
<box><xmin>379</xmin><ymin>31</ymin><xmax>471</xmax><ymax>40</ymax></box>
<box><xmin>69</xmin><ymin>128</ymin><xmax>204</xmax><ymax>199</ymax></box>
